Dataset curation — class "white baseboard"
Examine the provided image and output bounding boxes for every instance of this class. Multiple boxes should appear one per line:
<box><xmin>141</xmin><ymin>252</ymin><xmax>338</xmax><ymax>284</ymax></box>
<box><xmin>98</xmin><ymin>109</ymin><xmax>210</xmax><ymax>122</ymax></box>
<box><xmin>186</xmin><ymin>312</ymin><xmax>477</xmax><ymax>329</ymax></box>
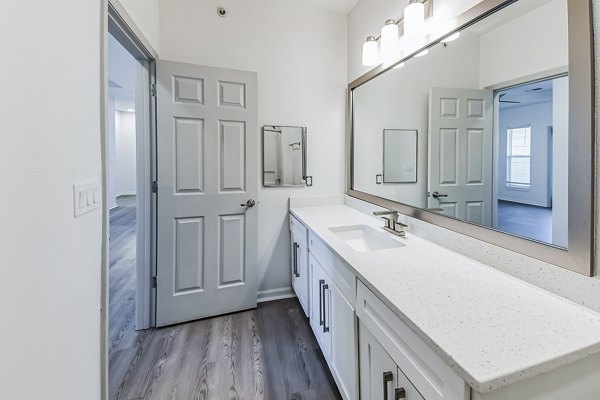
<box><xmin>257</xmin><ymin>286</ymin><xmax>295</xmax><ymax>303</ymax></box>
<box><xmin>117</xmin><ymin>191</ymin><xmax>137</xmax><ymax>197</ymax></box>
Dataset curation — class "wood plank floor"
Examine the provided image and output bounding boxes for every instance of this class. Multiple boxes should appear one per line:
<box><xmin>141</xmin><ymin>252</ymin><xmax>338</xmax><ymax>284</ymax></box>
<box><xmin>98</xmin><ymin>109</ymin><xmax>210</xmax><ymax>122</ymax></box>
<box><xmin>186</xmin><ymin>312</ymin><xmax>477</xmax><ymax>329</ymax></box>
<box><xmin>109</xmin><ymin>195</ymin><xmax>138</xmax><ymax>354</ymax></box>
<box><xmin>497</xmin><ymin>200</ymin><xmax>552</xmax><ymax>244</ymax></box>
<box><xmin>109</xmin><ymin>197</ymin><xmax>341</xmax><ymax>400</ymax></box>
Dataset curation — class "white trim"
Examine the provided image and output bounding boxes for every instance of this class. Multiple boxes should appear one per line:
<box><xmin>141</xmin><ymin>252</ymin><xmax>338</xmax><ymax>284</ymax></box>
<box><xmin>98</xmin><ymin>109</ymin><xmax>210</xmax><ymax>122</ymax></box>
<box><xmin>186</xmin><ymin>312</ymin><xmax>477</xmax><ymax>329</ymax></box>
<box><xmin>107</xmin><ymin>0</ymin><xmax>159</xmax><ymax>59</ymax></box>
<box><xmin>100</xmin><ymin>2</ymin><xmax>109</xmax><ymax>399</ymax></box>
<box><xmin>498</xmin><ymin>197</ymin><xmax>550</xmax><ymax>208</ymax></box>
<box><xmin>117</xmin><ymin>191</ymin><xmax>137</xmax><ymax>197</ymax></box>
<box><xmin>134</xmin><ymin>60</ymin><xmax>153</xmax><ymax>330</ymax></box>
<box><xmin>257</xmin><ymin>287</ymin><xmax>296</xmax><ymax>303</ymax></box>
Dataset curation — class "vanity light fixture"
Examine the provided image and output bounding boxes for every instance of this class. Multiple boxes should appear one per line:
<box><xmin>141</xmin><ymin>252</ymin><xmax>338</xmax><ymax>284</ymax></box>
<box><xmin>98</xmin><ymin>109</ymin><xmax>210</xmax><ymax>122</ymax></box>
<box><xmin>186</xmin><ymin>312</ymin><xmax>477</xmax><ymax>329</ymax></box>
<box><xmin>362</xmin><ymin>36</ymin><xmax>378</xmax><ymax>66</ymax></box>
<box><xmin>415</xmin><ymin>48</ymin><xmax>429</xmax><ymax>57</ymax></box>
<box><xmin>380</xmin><ymin>19</ymin><xmax>400</xmax><ymax>63</ymax></box>
<box><xmin>441</xmin><ymin>32</ymin><xmax>460</xmax><ymax>43</ymax></box>
<box><xmin>404</xmin><ymin>0</ymin><xmax>425</xmax><ymax>40</ymax></box>
<box><xmin>361</xmin><ymin>0</ymin><xmax>431</xmax><ymax>67</ymax></box>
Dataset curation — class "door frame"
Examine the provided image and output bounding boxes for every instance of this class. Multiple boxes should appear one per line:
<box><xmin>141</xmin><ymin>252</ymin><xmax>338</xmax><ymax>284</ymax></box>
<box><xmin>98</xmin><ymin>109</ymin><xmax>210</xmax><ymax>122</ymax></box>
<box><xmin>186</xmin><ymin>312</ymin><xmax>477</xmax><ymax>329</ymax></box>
<box><xmin>101</xmin><ymin>1</ymin><xmax>158</xmax><ymax>398</ymax></box>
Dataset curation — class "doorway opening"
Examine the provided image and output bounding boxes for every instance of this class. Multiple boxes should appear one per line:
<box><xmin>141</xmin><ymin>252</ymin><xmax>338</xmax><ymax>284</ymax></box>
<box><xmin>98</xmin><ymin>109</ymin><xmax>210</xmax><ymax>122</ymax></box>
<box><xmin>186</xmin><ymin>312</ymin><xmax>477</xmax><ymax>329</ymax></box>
<box><xmin>494</xmin><ymin>75</ymin><xmax>568</xmax><ymax>247</ymax></box>
<box><xmin>103</xmin><ymin>4</ymin><xmax>158</xmax><ymax>396</ymax></box>
<box><xmin>107</xmin><ymin>31</ymin><xmax>140</xmax><ymax>351</ymax></box>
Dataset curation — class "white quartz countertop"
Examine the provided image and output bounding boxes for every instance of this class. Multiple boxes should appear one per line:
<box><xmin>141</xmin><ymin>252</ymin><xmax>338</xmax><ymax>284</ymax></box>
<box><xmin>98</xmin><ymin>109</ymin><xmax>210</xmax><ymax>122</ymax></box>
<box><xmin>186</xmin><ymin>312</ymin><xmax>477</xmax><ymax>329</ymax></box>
<box><xmin>290</xmin><ymin>204</ymin><xmax>600</xmax><ymax>393</ymax></box>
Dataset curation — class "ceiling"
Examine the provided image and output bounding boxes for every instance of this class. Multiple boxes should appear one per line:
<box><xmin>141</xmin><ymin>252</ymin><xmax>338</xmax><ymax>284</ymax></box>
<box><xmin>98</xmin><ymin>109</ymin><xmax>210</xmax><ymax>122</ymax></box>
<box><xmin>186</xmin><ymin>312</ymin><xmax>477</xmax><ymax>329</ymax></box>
<box><xmin>498</xmin><ymin>79</ymin><xmax>554</xmax><ymax>110</ymax></box>
<box><xmin>108</xmin><ymin>33</ymin><xmax>137</xmax><ymax>112</ymax></box>
<box><xmin>296</xmin><ymin>0</ymin><xmax>359</xmax><ymax>13</ymax></box>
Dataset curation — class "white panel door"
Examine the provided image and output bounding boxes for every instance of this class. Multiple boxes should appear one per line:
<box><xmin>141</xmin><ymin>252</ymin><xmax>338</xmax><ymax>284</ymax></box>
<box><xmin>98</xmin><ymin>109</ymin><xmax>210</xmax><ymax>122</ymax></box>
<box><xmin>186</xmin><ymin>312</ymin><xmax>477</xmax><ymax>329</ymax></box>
<box><xmin>156</xmin><ymin>60</ymin><xmax>258</xmax><ymax>327</ymax></box>
<box><xmin>428</xmin><ymin>88</ymin><xmax>493</xmax><ymax>226</ymax></box>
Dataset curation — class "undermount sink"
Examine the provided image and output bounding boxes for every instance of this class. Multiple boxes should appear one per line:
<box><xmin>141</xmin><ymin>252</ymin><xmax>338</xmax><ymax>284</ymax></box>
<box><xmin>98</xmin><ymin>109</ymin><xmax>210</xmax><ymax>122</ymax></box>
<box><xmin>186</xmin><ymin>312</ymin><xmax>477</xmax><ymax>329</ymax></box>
<box><xmin>329</xmin><ymin>225</ymin><xmax>405</xmax><ymax>252</ymax></box>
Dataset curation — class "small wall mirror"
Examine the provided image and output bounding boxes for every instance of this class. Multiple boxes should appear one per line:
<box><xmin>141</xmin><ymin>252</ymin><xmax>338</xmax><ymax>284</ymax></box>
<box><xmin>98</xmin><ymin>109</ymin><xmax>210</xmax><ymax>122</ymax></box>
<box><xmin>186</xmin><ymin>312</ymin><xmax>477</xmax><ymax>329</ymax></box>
<box><xmin>383</xmin><ymin>129</ymin><xmax>417</xmax><ymax>183</ymax></box>
<box><xmin>263</xmin><ymin>125</ymin><xmax>307</xmax><ymax>187</ymax></box>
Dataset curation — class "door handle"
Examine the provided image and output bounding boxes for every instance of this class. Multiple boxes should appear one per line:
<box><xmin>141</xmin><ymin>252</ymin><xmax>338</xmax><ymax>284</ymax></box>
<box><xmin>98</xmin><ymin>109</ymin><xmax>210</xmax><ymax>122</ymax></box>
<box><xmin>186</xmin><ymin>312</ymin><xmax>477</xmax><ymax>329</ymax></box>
<box><xmin>395</xmin><ymin>387</ymin><xmax>406</xmax><ymax>400</ymax></box>
<box><xmin>241</xmin><ymin>199</ymin><xmax>256</xmax><ymax>207</ymax></box>
<box><xmin>432</xmin><ymin>191</ymin><xmax>448</xmax><ymax>199</ymax></box>
<box><xmin>383</xmin><ymin>371</ymin><xmax>394</xmax><ymax>400</ymax></box>
<box><xmin>319</xmin><ymin>279</ymin><xmax>325</xmax><ymax>326</ymax></box>
<box><xmin>322</xmin><ymin>283</ymin><xmax>329</xmax><ymax>333</ymax></box>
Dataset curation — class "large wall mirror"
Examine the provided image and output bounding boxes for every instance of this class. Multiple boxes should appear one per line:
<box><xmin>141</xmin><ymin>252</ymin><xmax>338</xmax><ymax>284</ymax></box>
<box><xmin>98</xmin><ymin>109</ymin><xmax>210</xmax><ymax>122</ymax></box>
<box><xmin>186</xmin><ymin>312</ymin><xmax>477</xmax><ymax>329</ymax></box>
<box><xmin>348</xmin><ymin>0</ymin><xmax>594</xmax><ymax>275</ymax></box>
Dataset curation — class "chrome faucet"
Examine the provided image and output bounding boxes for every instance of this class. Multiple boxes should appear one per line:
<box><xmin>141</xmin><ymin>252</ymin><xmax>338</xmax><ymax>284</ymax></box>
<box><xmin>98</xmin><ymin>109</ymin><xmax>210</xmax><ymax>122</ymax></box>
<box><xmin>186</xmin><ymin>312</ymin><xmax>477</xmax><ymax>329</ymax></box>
<box><xmin>373</xmin><ymin>210</ymin><xmax>407</xmax><ymax>237</ymax></box>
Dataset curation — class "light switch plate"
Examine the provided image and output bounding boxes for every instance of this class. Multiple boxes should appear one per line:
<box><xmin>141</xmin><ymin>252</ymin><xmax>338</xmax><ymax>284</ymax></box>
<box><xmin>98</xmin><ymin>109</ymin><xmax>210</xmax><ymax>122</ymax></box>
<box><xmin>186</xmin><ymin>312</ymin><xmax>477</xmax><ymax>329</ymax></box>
<box><xmin>73</xmin><ymin>180</ymin><xmax>101</xmax><ymax>217</ymax></box>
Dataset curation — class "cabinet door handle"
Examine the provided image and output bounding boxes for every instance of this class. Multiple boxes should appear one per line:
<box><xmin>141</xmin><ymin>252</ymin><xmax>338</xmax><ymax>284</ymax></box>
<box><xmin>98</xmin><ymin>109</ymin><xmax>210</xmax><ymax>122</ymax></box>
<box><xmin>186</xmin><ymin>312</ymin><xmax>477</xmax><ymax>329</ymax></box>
<box><xmin>383</xmin><ymin>371</ymin><xmax>394</xmax><ymax>400</ymax></box>
<box><xmin>395</xmin><ymin>387</ymin><xmax>406</xmax><ymax>400</ymax></box>
<box><xmin>296</xmin><ymin>244</ymin><xmax>300</xmax><ymax>277</ymax></box>
<box><xmin>319</xmin><ymin>279</ymin><xmax>325</xmax><ymax>326</ymax></box>
<box><xmin>322</xmin><ymin>283</ymin><xmax>329</xmax><ymax>333</ymax></box>
<box><xmin>293</xmin><ymin>242</ymin><xmax>298</xmax><ymax>277</ymax></box>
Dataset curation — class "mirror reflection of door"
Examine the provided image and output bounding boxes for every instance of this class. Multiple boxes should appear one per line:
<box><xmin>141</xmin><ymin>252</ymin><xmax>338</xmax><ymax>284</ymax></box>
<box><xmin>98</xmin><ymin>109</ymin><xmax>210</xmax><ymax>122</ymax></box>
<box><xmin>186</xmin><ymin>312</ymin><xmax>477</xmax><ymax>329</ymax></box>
<box><xmin>263</xmin><ymin>127</ymin><xmax>282</xmax><ymax>185</ymax></box>
<box><xmin>262</xmin><ymin>126</ymin><xmax>307</xmax><ymax>187</ymax></box>
<box><xmin>428</xmin><ymin>88</ymin><xmax>493</xmax><ymax>226</ymax></box>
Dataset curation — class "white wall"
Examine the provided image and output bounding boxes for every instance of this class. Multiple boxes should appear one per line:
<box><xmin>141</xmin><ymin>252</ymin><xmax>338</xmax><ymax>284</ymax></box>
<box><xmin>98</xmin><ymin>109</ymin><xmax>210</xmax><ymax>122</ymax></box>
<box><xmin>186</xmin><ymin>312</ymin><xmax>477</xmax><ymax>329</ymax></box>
<box><xmin>479</xmin><ymin>0</ymin><xmax>568</xmax><ymax>89</ymax></box>
<box><xmin>497</xmin><ymin>102</ymin><xmax>553</xmax><ymax>207</ymax></box>
<box><xmin>159</xmin><ymin>0</ymin><xmax>347</xmax><ymax>294</ymax></box>
<box><xmin>0</xmin><ymin>1</ymin><xmax>102</xmax><ymax>399</ymax></box>
<box><xmin>115</xmin><ymin>0</ymin><xmax>160</xmax><ymax>54</ymax></box>
<box><xmin>115</xmin><ymin>111</ymin><xmax>137</xmax><ymax>196</ymax></box>
<box><xmin>348</xmin><ymin>0</ymin><xmax>600</xmax><ymax>311</ymax></box>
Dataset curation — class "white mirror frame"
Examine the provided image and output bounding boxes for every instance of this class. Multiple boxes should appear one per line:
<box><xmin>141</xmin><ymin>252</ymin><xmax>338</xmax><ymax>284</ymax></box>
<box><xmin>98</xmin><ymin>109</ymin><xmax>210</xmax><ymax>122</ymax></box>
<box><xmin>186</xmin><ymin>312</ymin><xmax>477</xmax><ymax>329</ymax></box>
<box><xmin>346</xmin><ymin>0</ymin><xmax>595</xmax><ymax>276</ymax></box>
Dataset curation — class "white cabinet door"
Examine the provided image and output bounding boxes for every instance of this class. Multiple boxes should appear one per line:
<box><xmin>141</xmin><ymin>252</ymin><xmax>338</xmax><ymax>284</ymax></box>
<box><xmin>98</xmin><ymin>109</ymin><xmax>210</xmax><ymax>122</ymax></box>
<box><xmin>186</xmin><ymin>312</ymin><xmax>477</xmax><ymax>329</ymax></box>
<box><xmin>359</xmin><ymin>320</ymin><xmax>424</xmax><ymax>400</ymax></box>
<box><xmin>330</xmin><ymin>281</ymin><xmax>358</xmax><ymax>400</ymax></box>
<box><xmin>309</xmin><ymin>253</ymin><xmax>331</xmax><ymax>360</ymax></box>
<box><xmin>291</xmin><ymin>219</ymin><xmax>309</xmax><ymax>316</ymax></box>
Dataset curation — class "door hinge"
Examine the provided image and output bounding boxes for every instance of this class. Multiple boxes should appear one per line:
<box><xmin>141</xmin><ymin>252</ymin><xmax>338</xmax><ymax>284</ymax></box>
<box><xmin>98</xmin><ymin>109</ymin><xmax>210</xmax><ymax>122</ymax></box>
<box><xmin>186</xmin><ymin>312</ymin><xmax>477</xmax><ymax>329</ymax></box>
<box><xmin>152</xmin><ymin>276</ymin><xmax>157</xmax><ymax>288</ymax></box>
<box><xmin>152</xmin><ymin>181</ymin><xmax>158</xmax><ymax>193</ymax></box>
<box><xmin>151</xmin><ymin>84</ymin><xmax>157</xmax><ymax>97</ymax></box>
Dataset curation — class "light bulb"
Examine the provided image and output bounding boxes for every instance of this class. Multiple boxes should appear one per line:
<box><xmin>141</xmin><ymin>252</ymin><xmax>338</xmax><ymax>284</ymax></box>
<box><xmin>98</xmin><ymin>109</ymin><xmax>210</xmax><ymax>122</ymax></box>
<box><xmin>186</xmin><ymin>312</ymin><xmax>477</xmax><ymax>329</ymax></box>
<box><xmin>404</xmin><ymin>1</ymin><xmax>425</xmax><ymax>40</ymax></box>
<box><xmin>362</xmin><ymin>36</ymin><xmax>378</xmax><ymax>66</ymax></box>
<box><xmin>380</xmin><ymin>19</ymin><xmax>399</xmax><ymax>63</ymax></box>
<box><xmin>415</xmin><ymin>49</ymin><xmax>429</xmax><ymax>57</ymax></box>
<box><xmin>441</xmin><ymin>32</ymin><xmax>460</xmax><ymax>43</ymax></box>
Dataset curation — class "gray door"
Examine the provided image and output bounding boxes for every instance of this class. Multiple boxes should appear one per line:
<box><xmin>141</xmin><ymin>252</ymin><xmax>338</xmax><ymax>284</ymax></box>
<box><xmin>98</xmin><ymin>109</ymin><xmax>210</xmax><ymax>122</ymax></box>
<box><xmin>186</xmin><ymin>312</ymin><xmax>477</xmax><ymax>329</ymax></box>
<box><xmin>428</xmin><ymin>87</ymin><xmax>493</xmax><ymax>226</ymax></box>
<box><xmin>156</xmin><ymin>60</ymin><xmax>258</xmax><ymax>326</ymax></box>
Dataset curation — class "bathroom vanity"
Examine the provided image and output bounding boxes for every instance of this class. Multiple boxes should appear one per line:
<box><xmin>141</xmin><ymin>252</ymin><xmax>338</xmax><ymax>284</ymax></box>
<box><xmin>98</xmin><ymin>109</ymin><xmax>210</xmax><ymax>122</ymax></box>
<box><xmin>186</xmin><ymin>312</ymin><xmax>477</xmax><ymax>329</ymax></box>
<box><xmin>289</xmin><ymin>199</ymin><xmax>600</xmax><ymax>400</ymax></box>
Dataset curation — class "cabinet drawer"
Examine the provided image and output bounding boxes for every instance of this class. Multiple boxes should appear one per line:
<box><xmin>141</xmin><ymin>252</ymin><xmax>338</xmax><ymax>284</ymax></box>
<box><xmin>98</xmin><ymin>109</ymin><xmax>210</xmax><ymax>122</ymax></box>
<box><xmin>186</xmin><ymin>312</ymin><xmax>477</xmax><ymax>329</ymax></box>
<box><xmin>309</xmin><ymin>231</ymin><xmax>356</xmax><ymax>304</ymax></box>
<box><xmin>290</xmin><ymin>213</ymin><xmax>307</xmax><ymax>234</ymax></box>
<box><xmin>356</xmin><ymin>281</ymin><xmax>468</xmax><ymax>400</ymax></box>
